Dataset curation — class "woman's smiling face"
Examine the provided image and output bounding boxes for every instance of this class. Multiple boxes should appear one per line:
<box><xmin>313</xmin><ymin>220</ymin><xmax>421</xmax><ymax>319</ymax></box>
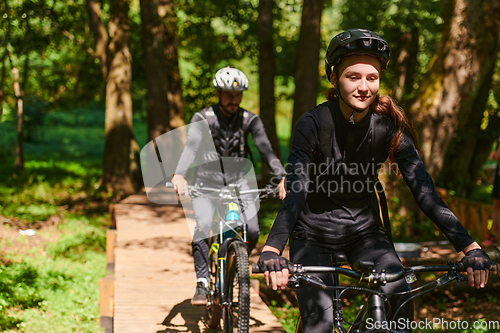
<box><xmin>332</xmin><ymin>55</ymin><xmax>381</xmax><ymax>113</ymax></box>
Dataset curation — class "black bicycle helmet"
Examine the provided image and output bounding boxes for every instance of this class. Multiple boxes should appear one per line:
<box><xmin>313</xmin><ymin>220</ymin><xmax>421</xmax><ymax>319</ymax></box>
<box><xmin>325</xmin><ymin>29</ymin><xmax>391</xmax><ymax>82</ymax></box>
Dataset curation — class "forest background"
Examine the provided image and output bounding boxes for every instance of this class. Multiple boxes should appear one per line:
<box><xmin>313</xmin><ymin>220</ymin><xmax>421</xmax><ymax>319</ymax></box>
<box><xmin>0</xmin><ymin>0</ymin><xmax>500</xmax><ymax>331</ymax></box>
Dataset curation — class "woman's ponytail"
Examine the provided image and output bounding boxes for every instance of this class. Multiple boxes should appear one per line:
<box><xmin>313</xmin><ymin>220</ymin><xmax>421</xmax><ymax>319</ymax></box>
<box><xmin>372</xmin><ymin>95</ymin><xmax>420</xmax><ymax>163</ymax></box>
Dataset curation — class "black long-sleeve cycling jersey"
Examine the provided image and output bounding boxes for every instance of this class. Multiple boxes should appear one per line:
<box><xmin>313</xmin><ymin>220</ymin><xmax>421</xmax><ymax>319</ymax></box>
<box><xmin>265</xmin><ymin>100</ymin><xmax>474</xmax><ymax>254</ymax></box>
<box><xmin>175</xmin><ymin>104</ymin><xmax>285</xmax><ymax>185</ymax></box>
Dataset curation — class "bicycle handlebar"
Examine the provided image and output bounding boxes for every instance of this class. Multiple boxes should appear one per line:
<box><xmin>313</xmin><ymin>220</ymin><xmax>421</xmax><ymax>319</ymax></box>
<box><xmin>251</xmin><ymin>261</ymin><xmax>498</xmax><ymax>286</ymax></box>
<box><xmin>166</xmin><ymin>181</ymin><xmax>278</xmax><ymax>199</ymax></box>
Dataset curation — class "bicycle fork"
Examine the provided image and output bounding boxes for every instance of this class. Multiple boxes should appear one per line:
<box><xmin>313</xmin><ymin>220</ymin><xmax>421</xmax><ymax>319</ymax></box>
<box><xmin>218</xmin><ymin>218</ymin><xmax>249</xmax><ymax>307</ymax></box>
<box><xmin>218</xmin><ymin>219</ymin><xmax>227</xmax><ymax>306</ymax></box>
<box><xmin>333</xmin><ymin>273</ymin><xmax>346</xmax><ymax>333</ymax></box>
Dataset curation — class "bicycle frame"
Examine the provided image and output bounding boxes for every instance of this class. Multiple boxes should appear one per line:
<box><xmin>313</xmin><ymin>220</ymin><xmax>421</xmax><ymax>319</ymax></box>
<box><xmin>167</xmin><ymin>181</ymin><xmax>276</xmax><ymax>332</ymax></box>
<box><xmin>254</xmin><ymin>261</ymin><xmax>498</xmax><ymax>333</ymax></box>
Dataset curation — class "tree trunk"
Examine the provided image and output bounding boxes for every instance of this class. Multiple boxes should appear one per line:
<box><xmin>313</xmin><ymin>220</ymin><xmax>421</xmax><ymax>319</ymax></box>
<box><xmin>393</xmin><ymin>26</ymin><xmax>419</xmax><ymax>101</ymax></box>
<box><xmin>0</xmin><ymin>58</ymin><xmax>6</xmax><ymax>121</ymax></box>
<box><xmin>12</xmin><ymin>68</ymin><xmax>24</xmax><ymax>171</ymax></box>
<box><xmin>0</xmin><ymin>90</ymin><xmax>3</xmax><ymax>122</ymax></box>
<box><xmin>438</xmin><ymin>69</ymin><xmax>500</xmax><ymax>197</ymax></box>
<box><xmin>408</xmin><ymin>0</ymin><xmax>500</xmax><ymax>180</ymax></box>
<box><xmin>101</xmin><ymin>0</ymin><xmax>136</xmax><ymax>197</ymax></box>
<box><xmin>258</xmin><ymin>0</ymin><xmax>280</xmax><ymax>183</ymax></box>
<box><xmin>86</xmin><ymin>0</ymin><xmax>108</xmax><ymax>80</ymax></box>
<box><xmin>158</xmin><ymin>0</ymin><xmax>185</xmax><ymax>128</ymax></box>
<box><xmin>290</xmin><ymin>0</ymin><xmax>324</xmax><ymax>137</ymax></box>
<box><xmin>140</xmin><ymin>0</ymin><xmax>170</xmax><ymax>142</ymax></box>
<box><xmin>393</xmin><ymin>0</ymin><xmax>500</xmax><ymax>235</ymax></box>
<box><xmin>0</xmin><ymin>6</ymin><xmax>9</xmax><ymax>122</ymax></box>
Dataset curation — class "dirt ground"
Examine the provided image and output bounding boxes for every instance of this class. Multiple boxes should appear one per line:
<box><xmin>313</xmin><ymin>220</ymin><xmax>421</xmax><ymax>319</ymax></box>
<box><xmin>0</xmin><ymin>215</ymin><xmax>61</xmax><ymax>264</ymax></box>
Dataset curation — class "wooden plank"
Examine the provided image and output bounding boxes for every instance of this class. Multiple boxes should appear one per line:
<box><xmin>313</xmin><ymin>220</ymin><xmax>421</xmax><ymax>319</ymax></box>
<box><xmin>109</xmin><ymin>204</ymin><xmax>117</xmax><ymax>229</ymax></box>
<box><xmin>100</xmin><ymin>277</ymin><xmax>114</xmax><ymax>333</ymax></box>
<box><xmin>112</xmin><ymin>193</ymin><xmax>286</xmax><ymax>332</ymax></box>
<box><xmin>106</xmin><ymin>229</ymin><xmax>117</xmax><ymax>274</ymax></box>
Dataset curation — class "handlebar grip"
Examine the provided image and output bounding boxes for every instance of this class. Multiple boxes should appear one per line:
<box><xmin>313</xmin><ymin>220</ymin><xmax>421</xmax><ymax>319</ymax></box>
<box><xmin>166</xmin><ymin>182</ymin><xmax>174</xmax><ymax>188</ymax></box>
<box><xmin>456</xmin><ymin>261</ymin><xmax>498</xmax><ymax>272</ymax></box>
<box><xmin>251</xmin><ymin>263</ymin><xmax>297</xmax><ymax>274</ymax></box>
<box><xmin>252</xmin><ymin>264</ymin><xmax>262</xmax><ymax>274</ymax></box>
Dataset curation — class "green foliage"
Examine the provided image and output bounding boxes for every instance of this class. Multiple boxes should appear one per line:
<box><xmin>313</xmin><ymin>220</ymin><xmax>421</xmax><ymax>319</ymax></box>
<box><xmin>269</xmin><ymin>302</ymin><xmax>300</xmax><ymax>333</ymax></box>
<box><xmin>0</xmin><ymin>263</ymin><xmax>44</xmax><ymax>311</ymax></box>
<box><xmin>46</xmin><ymin>218</ymin><xmax>106</xmax><ymax>261</ymax></box>
<box><xmin>341</xmin><ymin>0</ymin><xmax>445</xmax><ymax>102</ymax></box>
<box><xmin>23</xmin><ymin>97</ymin><xmax>49</xmax><ymax>143</ymax></box>
<box><xmin>0</xmin><ymin>104</ymin><xmax>110</xmax><ymax>331</ymax></box>
<box><xmin>0</xmin><ymin>248</ymin><xmax>105</xmax><ymax>331</ymax></box>
<box><xmin>177</xmin><ymin>0</ymin><xmax>259</xmax><ymax>120</ymax></box>
<box><xmin>0</xmin><ymin>0</ymin><xmax>104</xmax><ymax>108</ymax></box>
<box><xmin>0</xmin><ymin>121</ymin><xmax>17</xmax><ymax>159</ymax></box>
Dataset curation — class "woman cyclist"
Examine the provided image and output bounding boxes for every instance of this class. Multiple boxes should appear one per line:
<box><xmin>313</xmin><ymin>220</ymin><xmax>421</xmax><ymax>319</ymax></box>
<box><xmin>258</xmin><ymin>29</ymin><xmax>494</xmax><ymax>333</ymax></box>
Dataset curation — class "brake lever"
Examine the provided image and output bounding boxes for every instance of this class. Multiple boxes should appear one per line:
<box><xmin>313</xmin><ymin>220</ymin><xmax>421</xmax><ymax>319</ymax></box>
<box><xmin>287</xmin><ymin>274</ymin><xmax>327</xmax><ymax>289</ymax></box>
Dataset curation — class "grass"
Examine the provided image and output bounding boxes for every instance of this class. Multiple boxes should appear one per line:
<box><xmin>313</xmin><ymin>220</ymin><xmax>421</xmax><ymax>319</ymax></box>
<box><xmin>0</xmin><ymin>103</ymin><xmax>140</xmax><ymax>331</ymax></box>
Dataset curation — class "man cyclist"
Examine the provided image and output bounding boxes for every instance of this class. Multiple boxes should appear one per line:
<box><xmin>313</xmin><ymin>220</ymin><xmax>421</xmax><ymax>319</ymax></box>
<box><xmin>172</xmin><ymin>67</ymin><xmax>286</xmax><ymax>306</ymax></box>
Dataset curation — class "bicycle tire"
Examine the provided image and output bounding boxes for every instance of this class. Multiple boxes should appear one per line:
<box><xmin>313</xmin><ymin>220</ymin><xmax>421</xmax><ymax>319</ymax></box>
<box><xmin>205</xmin><ymin>237</ymin><xmax>222</xmax><ymax>328</ymax></box>
<box><xmin>223</xmin><ymin>241</ymin><xmax>250</xmax><ymax>333</ymax></box>
<box><xmin>295</xmin><ymin>316</ymin><xmax>302</xmax><ymax>333</ymax></box>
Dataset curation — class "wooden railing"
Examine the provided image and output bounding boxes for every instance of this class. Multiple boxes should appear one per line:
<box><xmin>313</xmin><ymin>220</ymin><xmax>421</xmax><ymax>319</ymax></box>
<box><xmin>99</xmin><ymin>204</ymin><xmax>116</xmax><ymax>333</ymax></box>
<box><xmin>435</xmin><ymin>188</ymin><xmax>493</xmax><ymax>242</ymax></box>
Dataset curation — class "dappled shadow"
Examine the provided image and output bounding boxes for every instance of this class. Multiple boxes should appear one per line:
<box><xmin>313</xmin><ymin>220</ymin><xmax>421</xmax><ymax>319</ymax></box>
<box><xmin>116</xmin><ymin>204</ymin><xmax>187</xmax><ymax>222</ymax></box>
<box><xmin>0</xmin><ymin>162</ymin><xmax>100</xmax><ymax>188</ymax></box>
<box><xmin>156</xmin><ymin>299</ymin><xmax>271</xmax><ymax>333</ymax></box>
<box><xmin>157</xmin><ymin>299</ymin><xmax>209</xmax><ymax>333</ymax></box>
<box><xmin>249</xmin><ymin>315</ymin><xmax>266</xmax><ymax>329</ymax></box>
<box><xmin>119</xmin><ymin>235</ymin><xmax>191</xmax><ymax>255</ymax></box>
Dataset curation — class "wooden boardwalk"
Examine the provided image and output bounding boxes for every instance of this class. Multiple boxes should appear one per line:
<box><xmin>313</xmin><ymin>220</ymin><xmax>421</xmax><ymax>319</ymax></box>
<box><xmin>104</xmin><ymin>190</ymin><xmax>285</xmax><ymax>333</ymax></box>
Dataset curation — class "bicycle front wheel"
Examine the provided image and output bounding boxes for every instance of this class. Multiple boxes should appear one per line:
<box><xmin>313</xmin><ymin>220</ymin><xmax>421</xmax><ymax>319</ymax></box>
<box><xmin>223</xmin><ymin>241</ymin><xmax>250</xmax><ymax>333</ymax></box>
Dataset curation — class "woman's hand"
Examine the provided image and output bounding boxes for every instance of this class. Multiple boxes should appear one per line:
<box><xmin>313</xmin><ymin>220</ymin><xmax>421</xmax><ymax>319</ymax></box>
<box><xmin>460</xmin><ymin>242</ymin><xmax>494</xmax><ymax>288</ymax></box>
<box><xmin>277</xmin><ymin>178</ymin><xmax>287</xmax><ymax>200</ymax></box>
<box><xmin>258</xmin><ymin>245</ymin><xmax>289</xmax><ymax>290</ymax></box>
<box><xmin>171</xmin><ymin>174</ymin><xmax>189</xmax><ymax>196</ymax></box>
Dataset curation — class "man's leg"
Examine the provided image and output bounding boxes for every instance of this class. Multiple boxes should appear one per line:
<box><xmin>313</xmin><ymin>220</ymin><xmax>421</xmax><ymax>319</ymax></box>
<box><xmin>191</xmin><ymin>196</ymin><xmax>216</xmax><ymax>305</ymax></box>
<box><xmin>242</xmin><ymin>200</ymin><xmax>260</xmax><ymax>253</ymax></box>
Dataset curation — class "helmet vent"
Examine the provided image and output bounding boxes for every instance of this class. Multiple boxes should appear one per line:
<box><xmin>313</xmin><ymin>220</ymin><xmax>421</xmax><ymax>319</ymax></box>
<box><xmin>213</xmin><ymin>67</ymin><xmax>249</xmax><ymax>91</ymax></box>
<box><xmin>340</xmin><ymin>32</ymin><xmax>351</xmax><ymax>41</ymax></box>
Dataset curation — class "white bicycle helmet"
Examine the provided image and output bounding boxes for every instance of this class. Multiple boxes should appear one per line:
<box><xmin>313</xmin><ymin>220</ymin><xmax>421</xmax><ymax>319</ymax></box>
<box><xmin>213</xmin><ymin>67</ymin><xmax>249</xmax><ymax>91</ymax></box>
